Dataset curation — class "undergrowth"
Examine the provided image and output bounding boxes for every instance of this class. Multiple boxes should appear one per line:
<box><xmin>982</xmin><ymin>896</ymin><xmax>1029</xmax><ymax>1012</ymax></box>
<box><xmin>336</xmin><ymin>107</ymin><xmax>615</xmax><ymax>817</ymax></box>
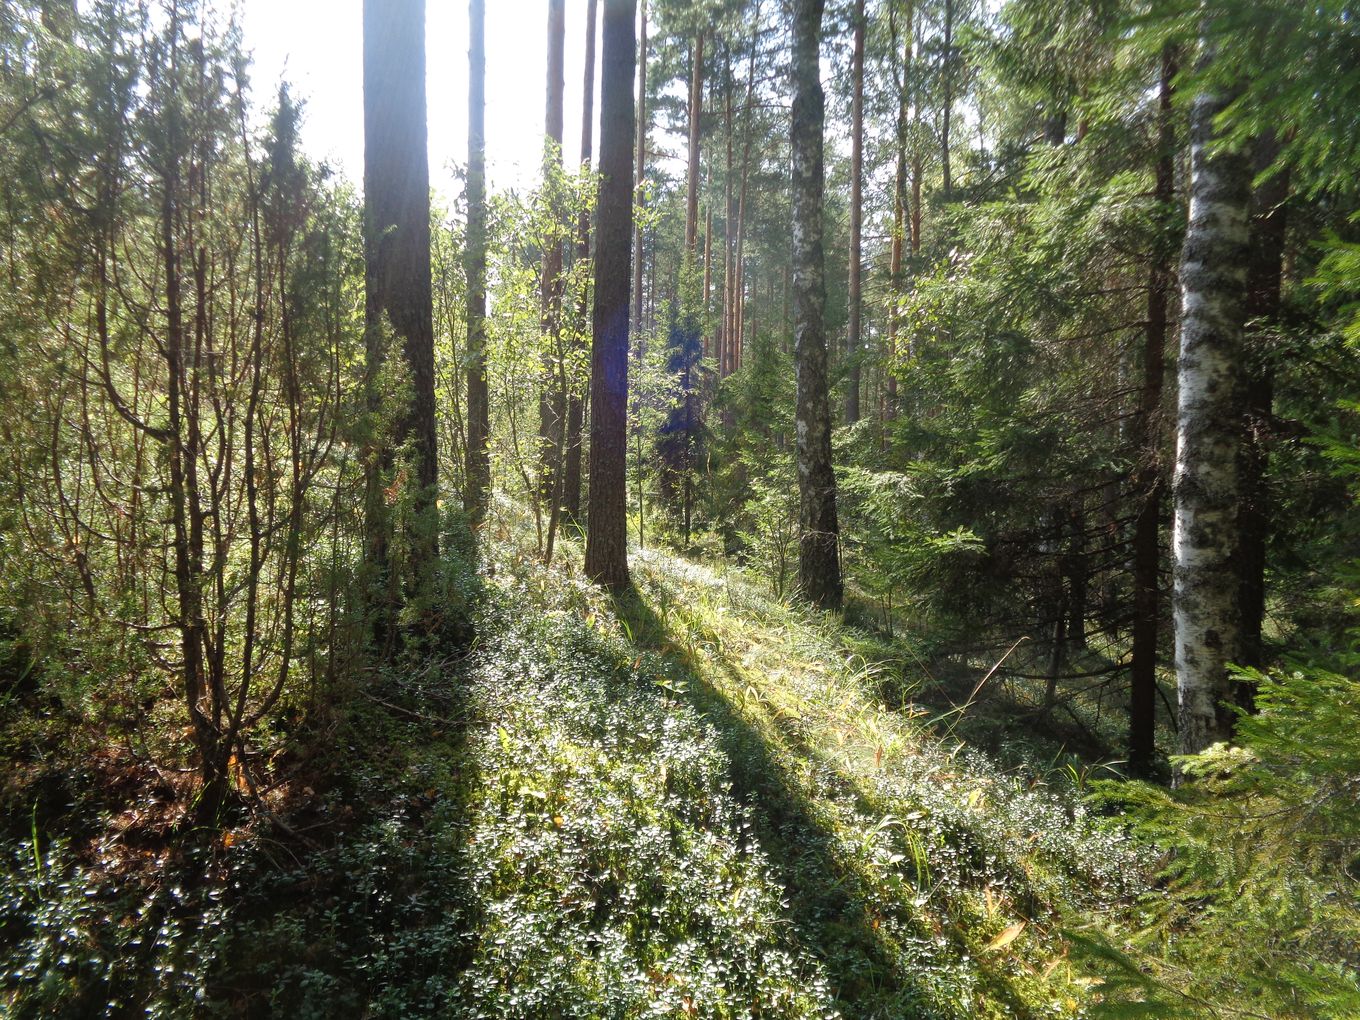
<box><xmin>1</xmin><ymin>517</ymin><xmax>1152</xmax><ymax>1018</ymax></box>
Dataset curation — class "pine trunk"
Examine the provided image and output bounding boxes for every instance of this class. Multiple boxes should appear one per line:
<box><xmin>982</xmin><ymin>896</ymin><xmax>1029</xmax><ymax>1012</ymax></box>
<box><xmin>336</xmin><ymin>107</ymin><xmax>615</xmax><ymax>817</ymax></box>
<box><xmin>464</xmin><ymin>0</ymin><xmax>490</xmax><ymax>525</ymax></box>
<box><xmin>363</xmin><ymin>0</ymin><xmax>438</xmax><ymax>630</ymax></box>
<box><xmin>539</xmin><ymin>0</ymin><xmax>566</xmax><ymax>516</ymax></box>
<box><xmin>940</xmin><ymin>0</ymin><xmax>953</xmax><ymax>201</ymax></box>
<box><xmin>885</xmin><ymin>0</ymin><xmax>911</xmax><ymax>419</ymax></box>
<box><xmin>845</xmin><ymin>0</ymin><xmax>865</xmax><ymax>424</ymax></box>
<box><xmin>684</xmin><ymin>33</ymin><xmax>704</xmax><ymax>255</ymax></box>
<box><xmin>584</xmin><ymin>0</ymin><xmax>637</xmax><ymax>591</ymax></box>
<box><xmin>1128</xmin><ymin>44</ymin><xmax>1176</xmax><ymax>775</ymax></box>
<box><xmin>630</xmin><ymin>0</ymin><xmax>648</xmax><ymax>339</ymax></box>
<box><xmin>563</xmin><ymin>0</ymin><xmax>599</xmax><ymax>524</ymax></box>
<box><xmin>1236</xmin><ymin>133</ymin><xmax>1288</xmax><ymax>687</ymax></box>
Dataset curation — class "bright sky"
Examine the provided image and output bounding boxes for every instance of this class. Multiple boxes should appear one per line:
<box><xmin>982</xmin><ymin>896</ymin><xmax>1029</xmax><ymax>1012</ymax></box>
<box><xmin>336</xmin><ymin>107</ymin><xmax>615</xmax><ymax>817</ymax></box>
<box><xmin>238</xmin><ymin>1</ymin><xmax>605</xmax><ymax>197</ymax></box>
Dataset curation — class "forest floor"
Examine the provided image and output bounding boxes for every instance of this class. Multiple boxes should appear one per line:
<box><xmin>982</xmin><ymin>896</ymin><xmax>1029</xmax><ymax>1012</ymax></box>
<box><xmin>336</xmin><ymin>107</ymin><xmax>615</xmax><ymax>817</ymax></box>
<box><xmin>1</xmin><ymin>514</ymin><xmax>1153</xmax><ymax>1018</ymax></box>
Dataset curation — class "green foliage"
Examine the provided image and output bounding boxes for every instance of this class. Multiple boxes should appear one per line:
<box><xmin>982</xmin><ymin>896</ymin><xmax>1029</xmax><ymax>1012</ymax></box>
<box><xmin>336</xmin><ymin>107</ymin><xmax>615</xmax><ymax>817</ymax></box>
<box><xmin>1079</xmin><ymin>659</ymin><xmax>1360</xmax><ymax>1017</ymax></box>
<box><xmin>1144</xmin><ymin>0</ymin><xmax>1360</xmax><ymax>198</ymax></box>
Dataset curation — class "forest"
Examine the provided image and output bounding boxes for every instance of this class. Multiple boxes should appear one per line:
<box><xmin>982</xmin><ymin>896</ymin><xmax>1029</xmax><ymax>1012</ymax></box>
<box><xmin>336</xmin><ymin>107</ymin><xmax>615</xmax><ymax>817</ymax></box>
<box><xmin>1</xmin><ymin>0</ymin><xmax>1358</xmax><ymax>1016</ymax></box>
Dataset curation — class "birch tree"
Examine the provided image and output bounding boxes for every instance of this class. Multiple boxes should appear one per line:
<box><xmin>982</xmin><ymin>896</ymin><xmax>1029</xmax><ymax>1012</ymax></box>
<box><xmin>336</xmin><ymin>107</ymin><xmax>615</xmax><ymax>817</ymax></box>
<box><xmin>791</xmin><ymin>0</ymin><xmax>842</xmax><ymax>609</ymax></box>
<box><xmin>1173</xmin><ymin>45</ymin><xmax>1253</xmax><ymax>759</ymax></box>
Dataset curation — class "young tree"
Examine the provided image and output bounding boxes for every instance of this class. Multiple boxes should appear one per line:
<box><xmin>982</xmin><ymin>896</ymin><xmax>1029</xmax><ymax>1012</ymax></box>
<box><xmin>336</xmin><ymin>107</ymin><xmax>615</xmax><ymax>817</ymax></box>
<box><xmin>363</xmin><ymin>0</ymin><xmax>439</xmax><ymax>640</ymax></box>
<box><xmin>1173</xmin><ymin>45</ymin><xmax>1253</xmax><ymax>760</ymax></box>
<box><xmin>790</xmin><ymin>0</ymin><xmax>842</xmax><ymax>609</ymax></box>
<box><xmin>465</xmin><ymin>0</ymin><xmax>490</xmax><ymax>524</ymax></box>
<box><xmin>584</xmin><ymin>0</ymin><xmax>638</xmax><ymax>591</ymax></box>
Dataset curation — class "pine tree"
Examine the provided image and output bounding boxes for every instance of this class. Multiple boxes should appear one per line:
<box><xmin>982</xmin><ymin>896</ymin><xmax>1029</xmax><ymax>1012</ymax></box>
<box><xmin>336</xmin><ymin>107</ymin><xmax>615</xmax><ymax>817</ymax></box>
<box><xmin>362</xmin><ymin>0</ymin><xmax>439</xmax><ymax>645</ymax></box>
<box><xmin>845</xmin><ymin>0</ymin><xmax>865</xmax><ymax>425</ymax></box>
<box><xmin>585</xmin><ymin>0</ymin><xmax>638</xmax><ymax>591</ymax></box>
<box><xmin>562</xmin><ymin>0</ymin><xmax>599</xmax><ymax>525</ymax></box>
<box><xmin>465</xmin><ymin>0</ymin><xmax>490</xmax><ymax>525</ymax></box>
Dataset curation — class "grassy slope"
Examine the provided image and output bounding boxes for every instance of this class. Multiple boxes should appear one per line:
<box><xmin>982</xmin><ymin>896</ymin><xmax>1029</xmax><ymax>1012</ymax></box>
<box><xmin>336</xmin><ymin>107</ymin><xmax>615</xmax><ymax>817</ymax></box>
<box><xmin>1</xmin><ymin>530</ymin><xmax>1148</xmax><ymax>1018</ymax></box>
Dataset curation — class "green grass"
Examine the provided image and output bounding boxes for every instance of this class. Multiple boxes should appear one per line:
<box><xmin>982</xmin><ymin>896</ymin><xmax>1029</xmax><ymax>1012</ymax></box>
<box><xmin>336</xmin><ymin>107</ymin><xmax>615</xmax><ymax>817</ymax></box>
<box><xmin>0</xmin><ymin>524</ymin><xmax>1151</xmax><ymax>1018</ymax></box>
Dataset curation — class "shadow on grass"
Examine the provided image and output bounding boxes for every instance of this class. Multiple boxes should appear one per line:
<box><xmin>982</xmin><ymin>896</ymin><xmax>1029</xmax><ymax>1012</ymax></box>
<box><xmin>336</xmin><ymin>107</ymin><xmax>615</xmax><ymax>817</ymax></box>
<box><xmin>835</xmin><ymin>609</ymin><xmax>1134</xmax><ymax>769</ymax></box>
<box><xmin>202</xmin><ymin>542</ymin><xmax>489</xmax><ymax>1016</ymax></box>
<box><xmin>610</xmin><ymin>585</ymin><xmax>1045</xmax><ymax>1019</ymax></box>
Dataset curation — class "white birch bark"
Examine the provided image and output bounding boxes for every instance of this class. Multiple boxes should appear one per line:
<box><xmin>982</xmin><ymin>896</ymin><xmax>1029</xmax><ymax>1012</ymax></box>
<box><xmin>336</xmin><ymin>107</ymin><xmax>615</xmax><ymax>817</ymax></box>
<box><xmin>1173</xmin><ymin>53</ymin><xmax>1252</xmax><ymax>760</ymax></box>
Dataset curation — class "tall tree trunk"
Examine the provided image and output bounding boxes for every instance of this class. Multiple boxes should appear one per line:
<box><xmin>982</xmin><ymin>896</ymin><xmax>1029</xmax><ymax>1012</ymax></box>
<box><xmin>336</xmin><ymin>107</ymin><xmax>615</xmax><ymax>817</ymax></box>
<box><xmin>1173</xmin><ymin>48</ymin><xmax>1252</xmax><ymax>761</ymax></box>
<box><xmin>845</xmin><ymin>0</ymin><xmax>865</xmax><ymax>423</ymax></box>
<box><xmin>630</xmin><ymin>0</ymin><xmax>648</xmax><ymax>338</ymax></box>
<box><xmin>1237</xmin><ymin>132</ymin><xmax>1288</xmax><ymax>686</ymax></box>
<box><xmin>722</xmin><ymin>51</ymin><xmax>735</xmax><ymax>379</ymax></box>
<box><xmin>563</xmin><ymin>0</ymin><xmax>600</xmax><ymax>524</ymax></box>
<box><xmin>584</xmin><ymin>0</ymin><xmax>637</xmax><ymax>591</ymax></box>
<box><xmin>703</xmin><ymin>203</ymin><xmax>713</xmax><ymax>309</ymax></box>
<box><xmin>1128</xmin><ymin>45</ymin><xmax>1176</xmax><ymax>776</ymax></box>
<box><xmin>464</xmin><ymin>0</ymin><xmax>490</xmax><ymax>526</ymax></box>
<box><xmin>910</xmin><ymin>0</ymin><xmax>922</xmax><ymax>269</ymax></box>
<box><xmin>791</xmin><ymin>0</ymin><xmax>842</xmax><ymax>610</ymax></box>
<box><xmin>631</xmin><ymin>1</ymin><xmax>648</xmax><ymax>548</ymax></box>
<box><xmin>540</xmin><ymin>0</ymin><xmax>567</xmax><ymax>515</ymax></box>
<box><xmin>684</xmin><ymin>32</ymin><xmax>704</xmax><ymax>255</ymax></box>
<box><xmin>363</xmin><ymin>0</ymin><xmax>438</xmax><ymax>641</ymax></box>
<box><xmin>671</xmin><ymin>40</ymin><xmax>702</xmax><ymax>534</ymax></box>
<box><xmin>940</xmin><ymin>0</ymin><xmax>954</xmax><ymax>201</ymax></box>
<box><xmin>885</xmin><ymin>0</ymin><xmax>911</xmax><ymax>419</ymax></box>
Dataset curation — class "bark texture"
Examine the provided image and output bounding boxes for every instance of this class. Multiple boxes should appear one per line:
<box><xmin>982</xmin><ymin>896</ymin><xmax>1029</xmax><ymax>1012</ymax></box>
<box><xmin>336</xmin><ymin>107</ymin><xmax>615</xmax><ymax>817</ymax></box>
<box><xmin>1237</xmin><ymin>133</ymin><xmax>1288</xmax><ymax>682</ymax></box>
<box><xmin>791</xmin><ymin>0</ymin><xmax>842</xmax><ymax>610</ymax></box>
<box><xmin>885</xmin><ymin>0</ymin><xmax>911</xmax><ymax>418</ymax></box>
<box><xmin>684</xmin><ymin>32</ymin><xmax>704</xmax><ymax>255</ymax></box>
<box><xmin>563</xmin><ymin>0</ymin><xmax>600</xmax><ymax>524</ymax></box>
<box><xmin>539</xmin><ymin>0</ymin><xmax>567</xmax><ymax>512</ymax></box>
<box><xmin>464</xmin><ymin>0</ymin><xmax>490</xmax><ymax>525</ymax></box>
<box><xmin>1128</xmin><ymin>44</ymin><xmax>1176</xmax><ymax>775</ymax></box>
<box><xmin>362</xmin><ymin>0</ymin><xmax>438</xmax><ymax>620</ymax></box>
<box><xmin>1173</xmin><ymin>57</ymin><xmax>1252</xmax><ymax>759</ymax></box>
<box><xmin>845</xmin><ymin>0</ymin><xmax>865</xmax><ymax>424</ymax></box>
<box><xmin>630</xmin><ymin>0</ymin><xmax>647</xmax><ymax>338</ymax></box>
<box><xmin>940</xmin><ymin>0</ymin><xmax>954</xmax><ymax>200</ymax></box>
<box><xmin>584</xmin><ymin>0</ymin><xmax>637</xmax><ymax>591</ymax></box>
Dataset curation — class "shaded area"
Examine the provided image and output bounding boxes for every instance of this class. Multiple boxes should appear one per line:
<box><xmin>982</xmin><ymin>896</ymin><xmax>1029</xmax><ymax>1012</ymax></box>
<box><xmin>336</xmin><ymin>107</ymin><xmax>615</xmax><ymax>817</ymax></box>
<box><xmin>612</xmin><ymin>579</ymin><xmax>1065</xmax><ymax>1019</ymax></box>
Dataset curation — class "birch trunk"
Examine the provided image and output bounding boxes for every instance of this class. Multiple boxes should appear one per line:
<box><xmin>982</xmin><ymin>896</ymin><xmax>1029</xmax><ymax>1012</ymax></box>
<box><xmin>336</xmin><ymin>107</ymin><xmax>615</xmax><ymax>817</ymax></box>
<box><xmin>791</xmin><ymin>0</ymin><xmax>842</xmax><ymax>610</ymax></box>
<box><xmin>1173</xmin><ymin>51</ymin><xmax>1252</xmax><ymax>759</ymax></box>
